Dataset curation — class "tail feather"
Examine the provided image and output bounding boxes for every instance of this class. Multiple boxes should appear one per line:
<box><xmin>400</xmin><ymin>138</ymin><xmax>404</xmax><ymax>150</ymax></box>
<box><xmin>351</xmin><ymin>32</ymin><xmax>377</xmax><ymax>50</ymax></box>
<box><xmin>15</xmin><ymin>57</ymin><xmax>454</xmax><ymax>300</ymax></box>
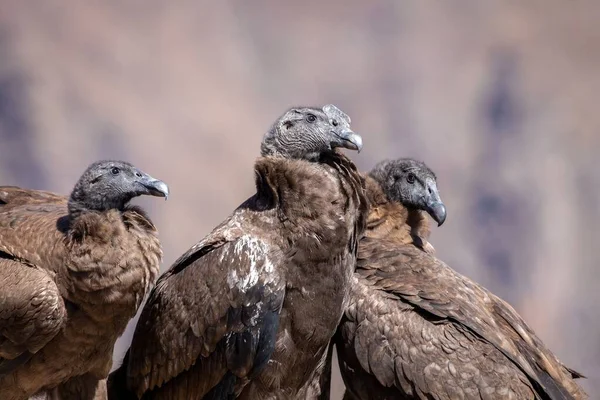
<box><xmin>564</xmin><ymin>365</ymin><xmax>586</xmax><ymax>380</ymax></box>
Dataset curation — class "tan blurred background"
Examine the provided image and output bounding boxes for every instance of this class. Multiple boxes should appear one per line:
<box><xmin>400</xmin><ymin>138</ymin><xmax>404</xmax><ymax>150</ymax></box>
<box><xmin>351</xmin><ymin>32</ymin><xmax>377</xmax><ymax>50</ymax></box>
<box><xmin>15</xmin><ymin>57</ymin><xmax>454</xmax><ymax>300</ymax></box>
<box><xmin>0</xmin><ymin>1</ymin><xmax>598</xmax><ymax>397</ymax></box>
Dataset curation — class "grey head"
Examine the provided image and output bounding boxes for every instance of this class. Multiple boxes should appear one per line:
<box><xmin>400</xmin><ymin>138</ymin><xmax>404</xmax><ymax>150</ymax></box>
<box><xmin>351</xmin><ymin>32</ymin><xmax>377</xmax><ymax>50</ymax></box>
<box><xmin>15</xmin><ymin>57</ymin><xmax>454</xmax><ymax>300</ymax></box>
<box><xmin>260</xmin><ymin>104</ymin><xmax>363</xmax><ymax>160</ymax></box>
<box><xmin>369</xmin><ymin>158</ymin><xmax>446</xmax><ymax>226</ymax></box>
<box><xmin>68</xmin><ymin>160</ymin><xmax>169</xmax><ymax>216</ymax></box>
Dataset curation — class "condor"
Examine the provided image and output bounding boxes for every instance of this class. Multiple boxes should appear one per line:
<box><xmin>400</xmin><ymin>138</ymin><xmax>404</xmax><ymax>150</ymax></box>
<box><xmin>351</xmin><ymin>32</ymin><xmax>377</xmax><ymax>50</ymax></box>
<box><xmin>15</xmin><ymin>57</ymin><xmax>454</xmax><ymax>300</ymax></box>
<box><xmin>334</xmin><ymin>158</ymin><xmax>586</xmax><ymax>400</ymax></box>
<box><xmin>110</xmin><ymin>105</ymin><xmax>368</xmax><ymax>399</ymax></box>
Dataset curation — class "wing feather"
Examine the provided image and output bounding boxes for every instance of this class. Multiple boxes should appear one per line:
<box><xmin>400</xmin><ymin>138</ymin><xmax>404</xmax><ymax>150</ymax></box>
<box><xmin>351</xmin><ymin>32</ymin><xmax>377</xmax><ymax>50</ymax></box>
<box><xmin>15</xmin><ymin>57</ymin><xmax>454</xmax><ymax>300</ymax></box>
<box><xmin>0</xmin><ymin>186</ymin><xmax>67</xmax><ymax>209</ymax></box>
<box><xmin>0</xmin><ymin>258</ymin><xmax>66</xmax><ymax>376</ymax></box>
<box><xmin>338</xmin><ymin>237</ymin><xmax>586</xmax><ymax>400</ymax></box>
<box><xmin>0</xmin><ymin>186</ymin><xmax>69</xmax><ymax>272</ymax></box>
<box><xmin>125</xmin><ymin>221</ymin><xmax>285</xmax><ymax>398</ymax></box>
<box><xmin>0</xmin><ymin>187</ymin><xmax>69</xmax><ymax>375</ymax></box>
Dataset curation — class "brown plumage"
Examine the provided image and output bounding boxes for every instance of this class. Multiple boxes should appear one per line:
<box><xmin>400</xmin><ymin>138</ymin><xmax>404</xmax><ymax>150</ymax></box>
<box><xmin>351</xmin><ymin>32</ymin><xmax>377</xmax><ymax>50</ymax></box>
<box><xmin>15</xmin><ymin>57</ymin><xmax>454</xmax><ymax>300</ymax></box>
<box><xmin>0</xmin><ymin>160</ymin><xmax>168</xmax><ymax>400</ymax></box>
<box><xmin>108</xmin><ymin>105</ymin><xmax>368</xmax><ymax>399</ymax></box>
<box><xmin>334</xmin><ymin>158</ymin><xmax>587</xmax><ymax>400</ymax></box>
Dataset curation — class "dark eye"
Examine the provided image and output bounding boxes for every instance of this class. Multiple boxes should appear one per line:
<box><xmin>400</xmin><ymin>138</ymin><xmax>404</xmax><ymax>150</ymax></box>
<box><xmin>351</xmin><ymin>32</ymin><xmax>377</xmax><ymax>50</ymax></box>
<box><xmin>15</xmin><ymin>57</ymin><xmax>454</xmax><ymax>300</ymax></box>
<box><xmin>111</xmin><ymin>167</ymin><xmax>120</xmax><ymax>175</ymax></box>
<box><xmin>135</xmin><ymin>171</ymin><xmax>142</xmax><ymax>178</ymax></box>
<box><xmin>306</xmin><ymin>114</ymin><xmax>317</xmax><ymax>123</ymax></box>
<box><xmin>331</xmin><ymin>119</ymin><xmax>338</xmax><ymax>127</ymax></box>
<box><xmin>406</xmin><ymin>173</ymin><xmax>415</xmax><ymax>184</ymax></box>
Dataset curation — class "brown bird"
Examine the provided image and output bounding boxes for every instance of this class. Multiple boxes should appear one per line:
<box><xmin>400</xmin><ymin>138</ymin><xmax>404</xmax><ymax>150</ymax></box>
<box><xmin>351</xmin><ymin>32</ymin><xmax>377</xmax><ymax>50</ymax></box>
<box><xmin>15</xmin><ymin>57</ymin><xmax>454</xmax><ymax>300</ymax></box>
<box><xmin>334</xmin><ymin>158</ymin><xmax>587</xmax><ymax>400</ymax></box>
<box><xmin>108</xmin><ymin>105</ymin><xmax>368</xmax><ymax>399</ymax></box>
<box><xmin>0</xmin><ymin>160</ymin><xmax>169</xmax><ymax>400</ymax></box>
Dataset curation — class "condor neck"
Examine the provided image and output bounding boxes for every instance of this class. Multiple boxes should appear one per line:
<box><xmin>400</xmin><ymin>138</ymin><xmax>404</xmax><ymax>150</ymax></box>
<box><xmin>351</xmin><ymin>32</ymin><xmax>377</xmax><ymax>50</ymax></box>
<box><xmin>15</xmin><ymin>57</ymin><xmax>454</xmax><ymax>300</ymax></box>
<box><xmin>252</xmin><ymin>153</ymin><xmax>361</xmax><ymax>225</ymax></box>
<box><xmin>67</xmin><ymin>196</ymin><xmax>128</xmax><ymax>221</ymax></box>
<box><xmin>364</xmin><ymin>175</ymin><xmax>431</xmax><ymax>243</ymax></box>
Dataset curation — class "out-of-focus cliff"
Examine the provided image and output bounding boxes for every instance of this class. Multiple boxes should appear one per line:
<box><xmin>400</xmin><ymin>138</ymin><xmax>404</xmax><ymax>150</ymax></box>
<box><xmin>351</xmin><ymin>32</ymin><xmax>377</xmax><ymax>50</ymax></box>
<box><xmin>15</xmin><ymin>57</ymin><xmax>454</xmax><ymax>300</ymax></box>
<box><xmin>0</xmin><ymin>1</ymin><xmax>598</xmax><ymax>397</ymax></box>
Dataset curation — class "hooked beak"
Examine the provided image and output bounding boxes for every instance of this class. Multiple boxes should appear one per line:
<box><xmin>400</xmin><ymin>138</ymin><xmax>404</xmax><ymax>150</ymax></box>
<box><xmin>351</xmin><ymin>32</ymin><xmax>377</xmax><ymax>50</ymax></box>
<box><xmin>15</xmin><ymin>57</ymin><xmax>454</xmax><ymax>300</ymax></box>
<box><xmin>138</xmin><ymin>174</ymin><xmax>169</xmax><ymax>200</ymax></box>
<box><xmin>427</xmin><ymin>201</ymin><xmax>446</xmax><ymax>226</ymax></box>
<box><xmin>332</xmin><ymin>129</ymin><xmax>363</xmax><ymax>153</ymax></box>
<box><xmin>424</xmin><ymin>180</ymin><xmax>446</xmax><ymax>226</ymax></box>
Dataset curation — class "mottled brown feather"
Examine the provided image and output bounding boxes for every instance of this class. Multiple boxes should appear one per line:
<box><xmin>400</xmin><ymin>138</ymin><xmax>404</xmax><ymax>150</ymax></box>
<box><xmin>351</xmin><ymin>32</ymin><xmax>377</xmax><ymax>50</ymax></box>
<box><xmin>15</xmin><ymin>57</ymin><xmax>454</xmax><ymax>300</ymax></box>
<box><xmin>335</xmin><ymin>176</ymin><xmax>587</xmax><ymax>400</ymax></box>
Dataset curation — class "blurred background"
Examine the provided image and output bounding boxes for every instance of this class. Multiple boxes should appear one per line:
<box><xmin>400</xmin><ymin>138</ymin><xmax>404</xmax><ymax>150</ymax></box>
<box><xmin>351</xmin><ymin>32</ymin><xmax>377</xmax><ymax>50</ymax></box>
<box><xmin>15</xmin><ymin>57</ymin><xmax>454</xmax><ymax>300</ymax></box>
<box><xmin>1</xmin><ymin>0</ymin><xmax>598</xmax><ymax>397</ymax></box>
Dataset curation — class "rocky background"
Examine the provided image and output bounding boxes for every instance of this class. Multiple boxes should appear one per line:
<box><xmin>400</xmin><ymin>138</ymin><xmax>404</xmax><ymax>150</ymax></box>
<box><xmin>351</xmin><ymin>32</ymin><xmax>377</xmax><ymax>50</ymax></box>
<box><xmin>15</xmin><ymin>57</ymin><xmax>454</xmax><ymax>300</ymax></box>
<box><xmin>1</xmin><ymin>1</ymin><xmax>598</xmax><ymax>397</ymax></box>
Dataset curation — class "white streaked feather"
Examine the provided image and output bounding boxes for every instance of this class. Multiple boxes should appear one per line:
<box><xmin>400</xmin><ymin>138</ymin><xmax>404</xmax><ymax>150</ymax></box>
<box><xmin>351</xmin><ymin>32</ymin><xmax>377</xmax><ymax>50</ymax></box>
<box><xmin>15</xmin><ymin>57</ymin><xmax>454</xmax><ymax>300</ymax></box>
<box><xmin>226</xmin><ymin>235</ymin><xmax>271</xmax><ymax>292</ymax></box>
